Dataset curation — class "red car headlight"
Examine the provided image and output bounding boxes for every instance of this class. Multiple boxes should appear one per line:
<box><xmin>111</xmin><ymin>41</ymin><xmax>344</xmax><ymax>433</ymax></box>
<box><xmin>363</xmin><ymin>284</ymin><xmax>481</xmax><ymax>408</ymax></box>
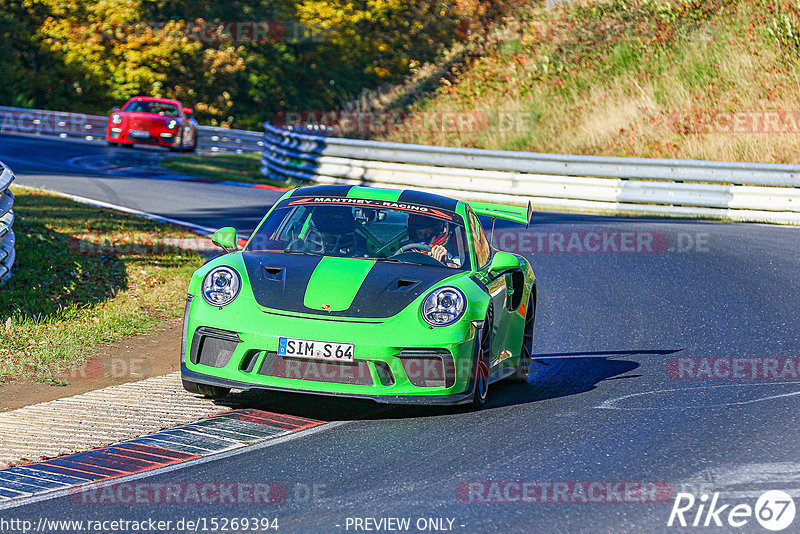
<box><xmin>111</xmin><ymin>114</ymin><xmax>122</xmax><ymax>124</ymax></box>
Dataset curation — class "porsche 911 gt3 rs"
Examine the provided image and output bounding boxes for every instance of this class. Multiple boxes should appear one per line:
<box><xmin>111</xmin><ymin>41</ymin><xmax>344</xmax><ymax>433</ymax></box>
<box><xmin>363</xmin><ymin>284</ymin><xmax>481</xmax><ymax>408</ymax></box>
<box><xmin>106</xmin><ymin>96</ymin><xmax>198</xmax><ymax>152</ymax></box>
<box><xmin>181</xmin><ymin>185</ymin><xmax>536</xmax><ymax>406</ymax></box>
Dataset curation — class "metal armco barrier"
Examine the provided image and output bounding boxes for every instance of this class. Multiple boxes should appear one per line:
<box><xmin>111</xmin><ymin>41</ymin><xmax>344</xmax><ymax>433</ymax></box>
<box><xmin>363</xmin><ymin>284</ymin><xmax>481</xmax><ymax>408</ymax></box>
<box><xmin>0</xmin><ymin>105</ymin><xmax>263</xmax><ymax>153</ymax></box>
<box><xmin>1</xmin><ymin>103</ymin><xmax>798</xmax><ymax>224</ymax></box>
<box><xmin>261</xmin><ymin>123</ymin><xmax>800</xmax><ymax>225</ymax></box>
<box><xmin>0</xmin><ymin>161</ymin><xmax>15</xmax><ymax>285</ymax></box>
<box><xmin>196</xmin><ymin>124</ymin><xmax>264</xmax><ymax>153</ymax></box>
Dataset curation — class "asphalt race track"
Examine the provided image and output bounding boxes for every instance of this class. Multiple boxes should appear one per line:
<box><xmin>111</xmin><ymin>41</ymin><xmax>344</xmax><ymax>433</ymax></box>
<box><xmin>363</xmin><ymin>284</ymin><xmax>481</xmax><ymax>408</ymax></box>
<box><xmin>2</xmin><ymin>134</ymin><xmax>800</xmax><ymax>532</ymax></box>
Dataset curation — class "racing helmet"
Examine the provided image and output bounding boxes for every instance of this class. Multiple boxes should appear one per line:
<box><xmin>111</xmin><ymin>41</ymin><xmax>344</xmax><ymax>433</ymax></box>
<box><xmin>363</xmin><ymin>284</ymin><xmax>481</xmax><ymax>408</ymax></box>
<box><xmin>307</xmin><ymin>207</ymin><xmax>357</xmax><ymax>253</ymax></box>
<box><xmin>408</xmin><ymin>214</ymin><xmax>450</xmax><ymax>247</ymax></box>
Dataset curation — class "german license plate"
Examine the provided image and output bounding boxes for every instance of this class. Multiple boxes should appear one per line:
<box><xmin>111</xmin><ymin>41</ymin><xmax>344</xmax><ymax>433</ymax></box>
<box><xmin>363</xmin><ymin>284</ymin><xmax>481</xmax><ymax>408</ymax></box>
<box><xmin>130</xmin><ymin>130</ymin><xmax>150</xmax><ymax>139</ymax></box>
<box><xmin>278</xmin><ymin>337</ymin><xmax>354</xmax><ymax>362</ymax></box>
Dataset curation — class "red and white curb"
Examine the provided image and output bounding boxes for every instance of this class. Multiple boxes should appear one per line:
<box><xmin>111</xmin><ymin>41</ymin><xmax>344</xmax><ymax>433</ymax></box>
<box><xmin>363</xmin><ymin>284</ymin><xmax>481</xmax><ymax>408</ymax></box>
<box><xmin>0</xmin><ymin>371</ymin><xmax>324</xmax><ymax>468</ymax></box>
<box><xmin>0</xmin><ymin>407</ymin><xmax>324</xmax><ymax>507</ymax></box>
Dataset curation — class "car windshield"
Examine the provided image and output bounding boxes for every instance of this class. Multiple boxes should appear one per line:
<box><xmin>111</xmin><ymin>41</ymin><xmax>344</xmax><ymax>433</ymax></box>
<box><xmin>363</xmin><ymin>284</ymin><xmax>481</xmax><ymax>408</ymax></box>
<box><xmin>123</xmin><ymin>100</ymin><xmax>179</xmax><ymax>117</ymax></box>
<box><xmin>247</xmin><ymin>198</ymin><xmax>471</xmax><ymax>270</ymax></box>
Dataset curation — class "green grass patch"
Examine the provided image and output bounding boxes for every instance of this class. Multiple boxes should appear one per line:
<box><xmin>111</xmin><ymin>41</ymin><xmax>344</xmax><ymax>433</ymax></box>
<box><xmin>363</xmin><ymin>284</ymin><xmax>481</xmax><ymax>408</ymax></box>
<box><xmin>161</xmin><ymin>152</ymin><xmax>296</xmax><ymax>188</ymax></box>
<box><xmin>606</xmin><ymin>42</ymin><xmax>643</xmax><ymax>77</ymax></box>
<box><xmin>364</xmin><ymin>0</ymin><xmax>800</xmax><ymax>164</ymax></box>
<box><xmin>0</xmin><ymin>189</ymin><xmax>204</xmax><ymax>382</ymax></box>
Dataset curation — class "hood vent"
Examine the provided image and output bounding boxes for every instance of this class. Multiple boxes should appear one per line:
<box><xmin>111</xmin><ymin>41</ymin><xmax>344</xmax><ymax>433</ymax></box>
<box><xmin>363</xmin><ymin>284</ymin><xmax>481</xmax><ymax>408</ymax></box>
<box><xmin>393</xmin><ymin>278</ymin><xmax>421</xmax><ymax>291</ymax></box>
<box><xmin>263</xmin><ymin>266</ymin><xmax>284</xmax><ymax>281</ymax></box>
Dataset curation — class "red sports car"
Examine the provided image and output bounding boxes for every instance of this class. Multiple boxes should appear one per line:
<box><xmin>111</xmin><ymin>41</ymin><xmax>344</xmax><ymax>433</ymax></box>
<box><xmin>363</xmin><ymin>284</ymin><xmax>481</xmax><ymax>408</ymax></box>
<box><xmin>106</xmin><ymin>96</ymin><xmax>199</xmax><ymax>152</ymax></box>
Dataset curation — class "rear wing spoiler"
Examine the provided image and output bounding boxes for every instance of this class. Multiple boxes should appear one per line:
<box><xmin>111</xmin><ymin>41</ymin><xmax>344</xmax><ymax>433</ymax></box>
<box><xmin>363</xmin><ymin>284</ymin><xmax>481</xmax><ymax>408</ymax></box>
<box><xmin>467</xmin><ymin>201</ymin><xmax>532</xmax><ymax>228</ymax></box>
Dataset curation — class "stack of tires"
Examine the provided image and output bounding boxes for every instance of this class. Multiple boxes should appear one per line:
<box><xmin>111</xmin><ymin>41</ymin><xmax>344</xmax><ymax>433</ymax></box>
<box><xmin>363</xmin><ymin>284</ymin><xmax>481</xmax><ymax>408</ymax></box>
<box><xmin>0</xmin><ymin>161</ymin><xmax>15</xmax><ymax>285</ymax></box>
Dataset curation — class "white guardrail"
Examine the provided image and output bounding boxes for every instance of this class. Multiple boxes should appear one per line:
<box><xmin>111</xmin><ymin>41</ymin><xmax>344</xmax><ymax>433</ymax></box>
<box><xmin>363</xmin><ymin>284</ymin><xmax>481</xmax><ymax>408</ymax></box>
<box><xmin>0</xmin><ymin>161</ymin><xmax>15</xmax><ymax>285</ymax></box>
<box><xmin>0</xmin><ymin>103</ymin><xmax>798</xmax><ymax>224</ymax></box>
<box><xmin>0</xmin><ymin>105</ymin><xmax>263</xmax><ymax>153</ymax></box>
<box><xmin>261</xmin><ymin>123</ymin><xmax>800</xmax><ymax>225</ymax></box>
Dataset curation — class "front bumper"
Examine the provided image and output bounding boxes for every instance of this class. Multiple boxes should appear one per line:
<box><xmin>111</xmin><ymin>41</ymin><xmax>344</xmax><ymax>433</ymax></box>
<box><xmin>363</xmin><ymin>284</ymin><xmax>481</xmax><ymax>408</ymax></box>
<box><xmin>181</xmin><ymin>295</ymin><xmax>480</xmax><ymax>405</ymax></box>
<box><xmin>181</xmin><ymin>364</ymin><xmax>477</xmax><ymax>405</ymax></box>
<box><xmin>106</xmin><ymin>128</ymin><xmax>179</xmax><ymax>147</ymax></box>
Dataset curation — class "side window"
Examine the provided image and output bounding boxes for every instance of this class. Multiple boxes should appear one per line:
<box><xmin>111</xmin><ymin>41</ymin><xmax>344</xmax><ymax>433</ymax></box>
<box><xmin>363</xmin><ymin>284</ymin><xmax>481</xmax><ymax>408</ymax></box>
<box><xmin>469</xmin><ymin>209</ymin><xmax>492</xmax><ymax>269</ymax></box>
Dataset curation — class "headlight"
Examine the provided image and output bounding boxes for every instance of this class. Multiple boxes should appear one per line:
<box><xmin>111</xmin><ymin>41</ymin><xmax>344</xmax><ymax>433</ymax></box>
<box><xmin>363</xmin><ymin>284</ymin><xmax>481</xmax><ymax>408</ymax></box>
<box><xmin>202</xmin><ymin>266</ymin><xmax>241</xmax><ymax>307</ymax></box>
<box><xmin>167</xmin><ymin>119</ymin><xmax>178</xmax><ymax>130</ymax></box>
<box><xmin>421</xmin><ymin>286</ymin><xmax>466</xmax><ymax>327</ymax></box>
<box><xmin>111</xmin><ymin>114</ymin><xmax>122</xmax><ymax>124</ymax></box>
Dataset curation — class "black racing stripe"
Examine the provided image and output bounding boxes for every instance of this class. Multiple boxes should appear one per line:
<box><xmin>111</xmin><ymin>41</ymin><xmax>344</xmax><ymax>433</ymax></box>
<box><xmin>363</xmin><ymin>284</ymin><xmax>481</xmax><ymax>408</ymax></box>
<box><xmin>397</xmin><ymin>190</ymin><xmax>458</xmax><ymax>211</ymax></box>
<box><xmin>342</xmin><ymin>262</ymin><xmax>454</xmax><ymax>318</ymax></box>
<box><xmin>290</xmin><ymin>184</ymin><xmax>353</xmax><ymax>198</ymax></box>
<box><xmin>243</xmin><ymin>251</ymin><xmax>459</xmax><ymax>319</ymax></box>
<box><xmin>243</xmin><ymin>252</ymin><xmax>322</xmax><ymax>313</ymax></box>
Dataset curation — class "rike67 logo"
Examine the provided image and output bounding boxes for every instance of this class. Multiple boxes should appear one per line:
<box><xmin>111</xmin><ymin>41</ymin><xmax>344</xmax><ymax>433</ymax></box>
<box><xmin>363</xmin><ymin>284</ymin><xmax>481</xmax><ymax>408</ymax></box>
<box><xmin>668</xmin><ymin>490</ymin><xmax>796</xmax><ymax>531</ymax></box>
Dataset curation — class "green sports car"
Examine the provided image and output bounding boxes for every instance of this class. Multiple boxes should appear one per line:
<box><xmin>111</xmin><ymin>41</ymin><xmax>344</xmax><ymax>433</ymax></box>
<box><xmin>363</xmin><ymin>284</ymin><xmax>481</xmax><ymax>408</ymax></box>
<box><xmin>181</xmin><ymin>185</ymin><xmax>536</xmax><ymax>406</ymax></box>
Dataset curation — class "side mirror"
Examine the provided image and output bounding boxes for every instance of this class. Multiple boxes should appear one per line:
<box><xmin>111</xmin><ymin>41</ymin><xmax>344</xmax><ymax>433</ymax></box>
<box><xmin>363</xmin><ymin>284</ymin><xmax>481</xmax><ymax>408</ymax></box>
<box><xmin>111</xmin><ymin>106</ymin><xmax>120</xmax><ymax>112</ymax></box>
<box><xmin>488</xmin><ymin>251</ymin><xmax>520</xmax><ymax>278</ymax></box>
<box><xmin>183</xmin><ymin>107</ymin><xmax>193</xmax><ymax>118</ymax></box>
<box><xmin>211</xmin><ymin>227</ymin><xmax>238</xmax><ymax>253</ymax></box>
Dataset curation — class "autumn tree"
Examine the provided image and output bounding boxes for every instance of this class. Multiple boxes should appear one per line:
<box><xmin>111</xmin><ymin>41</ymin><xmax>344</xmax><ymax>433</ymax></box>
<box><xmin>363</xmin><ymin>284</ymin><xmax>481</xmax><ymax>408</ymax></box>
<box><xmin>0</xmin><ymin>0</ymin><xmax>500</xmax><ymax>127</ymax></box>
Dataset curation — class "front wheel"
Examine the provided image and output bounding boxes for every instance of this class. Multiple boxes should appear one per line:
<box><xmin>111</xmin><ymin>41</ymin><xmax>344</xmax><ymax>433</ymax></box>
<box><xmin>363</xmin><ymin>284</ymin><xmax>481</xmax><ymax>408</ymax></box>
<box><xmin>471</xmin><ymin>312</ymin><xmax>492</xmax><ymax>408</ymax></box>
<box><xmin>472</xmin><ymin>359</ymin><xmax>489</xmax><ymax>407</ymax></box>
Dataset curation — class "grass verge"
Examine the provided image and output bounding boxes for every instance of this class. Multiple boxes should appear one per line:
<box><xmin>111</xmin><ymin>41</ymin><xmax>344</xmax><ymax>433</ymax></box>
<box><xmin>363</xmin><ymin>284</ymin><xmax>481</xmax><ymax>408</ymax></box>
<box><xmin>161</xmin><ymin>152</ymin><xmax>296</xmax><ymax>189</ymax></box>
<box><xmin>0</xmin><ymin>188</ymin><xmax>204</xmax><ymax>383</ymax></box>
<box><xmin>360</xmin><ymin>0</ymin><xmax>800</xmax><ymax>164</ymax></box>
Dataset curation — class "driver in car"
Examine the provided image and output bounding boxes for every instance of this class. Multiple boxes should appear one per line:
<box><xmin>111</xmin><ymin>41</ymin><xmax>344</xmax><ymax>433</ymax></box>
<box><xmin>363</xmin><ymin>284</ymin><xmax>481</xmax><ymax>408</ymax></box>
<box><xmin>407</xmin><ymin>214</ymin><xmax>460</xmax><ymax>267</ymax></box>
<box><xmin>306</xmin><ymin>207</ymin><xmax>364</xmax><ymax>256</ymax></box>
